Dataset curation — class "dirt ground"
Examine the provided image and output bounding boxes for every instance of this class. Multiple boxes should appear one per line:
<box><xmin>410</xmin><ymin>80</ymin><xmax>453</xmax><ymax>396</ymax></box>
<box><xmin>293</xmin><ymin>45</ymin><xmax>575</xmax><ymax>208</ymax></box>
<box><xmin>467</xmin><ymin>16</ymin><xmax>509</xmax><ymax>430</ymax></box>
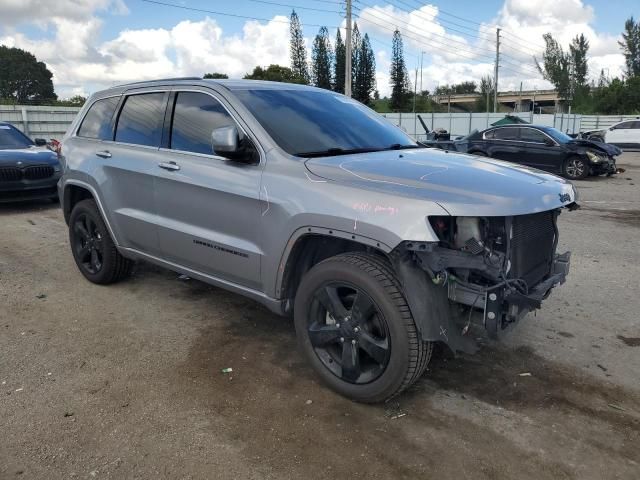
<box><xmin>1</xmin><ymin>153</ymin><xmax>639</xmax><ymax>480</ymax></box>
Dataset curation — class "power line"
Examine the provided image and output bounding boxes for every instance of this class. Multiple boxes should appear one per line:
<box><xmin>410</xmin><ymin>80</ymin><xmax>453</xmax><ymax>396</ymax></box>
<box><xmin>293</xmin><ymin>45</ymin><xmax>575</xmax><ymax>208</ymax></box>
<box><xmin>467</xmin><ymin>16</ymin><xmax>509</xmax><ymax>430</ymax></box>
<box><xmin>354</xmin><ymin>4</ymin><xmax>541</xmax><ymax>78</ymax></box>
<box><xmin>246</xmin><ymin>0</ymin><xmax>340</xmax><ymax>14</ymax></box>
<box><xmin>140</xmin><ymin>0</ymin><xmax>340</xmax><ymax>28</ymax></box>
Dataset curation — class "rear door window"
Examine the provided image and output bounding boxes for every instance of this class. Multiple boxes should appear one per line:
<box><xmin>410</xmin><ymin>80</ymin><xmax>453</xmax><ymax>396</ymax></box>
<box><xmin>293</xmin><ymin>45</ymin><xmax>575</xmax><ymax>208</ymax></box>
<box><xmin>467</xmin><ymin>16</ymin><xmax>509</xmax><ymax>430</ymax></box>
<box><xmin>115</xmin><ymin>93</ymin><xmax>166</xmax><ymax>147</ymax></box>
<box><xmin>613</xmin><ymin>121</ymin><xmax>634</xmax><ymax>129</ymax></box>
<box><xmin>520</xmin><ymin>128</ymin><xmax>548</xmax><ymax>143</ymax></box>
<box><xmin>493</xmin><ymin>127</ymin><xmax>519</xmax><ymax>141</ymax></box>
<box><xmin>77</xmin><ymin>96</ymin><xmax>119</xmax><ymax>140</ymax></box>
<box><xmin>170</xmin><ymin>91</ymin><xmax>237</xmax><ymax>155</ymax></box>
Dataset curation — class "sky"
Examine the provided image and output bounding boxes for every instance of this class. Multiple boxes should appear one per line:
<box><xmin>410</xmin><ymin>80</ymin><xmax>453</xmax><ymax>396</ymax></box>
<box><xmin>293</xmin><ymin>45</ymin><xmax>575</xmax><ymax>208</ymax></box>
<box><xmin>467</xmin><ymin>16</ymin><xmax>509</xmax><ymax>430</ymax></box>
<box><xmin>0</xmin><ymin>0</ymin><xmax>636</xmax><ymax>99</ymax></box>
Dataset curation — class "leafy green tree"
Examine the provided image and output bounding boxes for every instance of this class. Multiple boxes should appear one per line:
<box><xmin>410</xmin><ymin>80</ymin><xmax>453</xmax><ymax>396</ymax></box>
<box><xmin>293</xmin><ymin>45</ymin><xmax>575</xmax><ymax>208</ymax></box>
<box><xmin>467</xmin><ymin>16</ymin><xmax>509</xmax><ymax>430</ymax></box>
<box><xmin>569</xmin><ymin>34</ymin><xmax>589</xmax><ymax>89</ymax></box>
<box><xmin>389</xmin><ymin>29</ymin><xmax>410</xmax><ymax>111</ymax></box>
<box><xmin>535</xmin><ymin>33</ymin><xmax>571</xmax><ymax>102</ymax></box>
<box><xmin>619</xmin><ymin>17</ymin><xmax>640</xmax><ymax>77</ymax></box>
<box><xmin>475</xmin><ymin>75</ymin><xmax>494</xmax><ymax>112</ymax></box>
<box><xmin>203</xmin><ymin>72</ymin><xmax>229</xmax><ymax>79</ymax></box>
<box><xmin>353</xmin><ymin>33</ymin><xmax>376</xmax><ymax>105</ymax></box>
<box><xmin>311</xmin><ymin>26</ymin><xmax>333</xmax><ymax>90</ymax></box>
<box><xmin>0</xmin><ymin>46</ymin><xmax>57</xmax><ymax>103</ymax></box>
<box><xmin>435</xmin><ymin>81</ymin><xmax>477</xmax><ymax>95</ymax></box>
<box><xmin>289</xmin><ymin>10</ymin><xmax>309</xmax><ymax>84</ymax></box>
<box><xmin>243</xmin><ymin>65</ymin><xmax>306</xmax><ymax>84</ymax></box>
<box><xmin>334</xmin><ymin>29</ymin><xmax>346</xmax><ymax>93</ymax></box>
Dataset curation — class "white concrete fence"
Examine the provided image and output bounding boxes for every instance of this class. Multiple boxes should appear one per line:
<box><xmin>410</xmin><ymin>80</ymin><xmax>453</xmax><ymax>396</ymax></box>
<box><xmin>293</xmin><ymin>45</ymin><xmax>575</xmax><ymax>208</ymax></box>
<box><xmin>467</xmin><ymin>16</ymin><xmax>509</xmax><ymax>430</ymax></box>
<box><xmin>0</xmin><ymin>104</ymin><xmax>81</xmax><ymax>140</ymax></box>
<box><xmin>1</xmin><ymin>104</ymin><xmax>638</xmax><ymax>142</ymax></box>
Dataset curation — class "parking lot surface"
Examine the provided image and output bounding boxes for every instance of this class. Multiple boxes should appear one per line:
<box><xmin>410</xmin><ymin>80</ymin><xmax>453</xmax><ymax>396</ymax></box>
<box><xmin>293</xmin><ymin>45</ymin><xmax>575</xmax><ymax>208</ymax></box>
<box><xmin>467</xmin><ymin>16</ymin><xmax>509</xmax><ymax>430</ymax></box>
<box><xmin>1</xmin><ymin>153</ymin><xmax>639</xmax><ymax>479</ymax></box>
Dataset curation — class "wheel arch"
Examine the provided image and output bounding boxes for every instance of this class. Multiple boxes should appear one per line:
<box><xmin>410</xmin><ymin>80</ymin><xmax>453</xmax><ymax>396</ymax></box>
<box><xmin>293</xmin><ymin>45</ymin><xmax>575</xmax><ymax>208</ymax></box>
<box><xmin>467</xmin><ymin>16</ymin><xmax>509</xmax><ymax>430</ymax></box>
<box><xmin>276</xmin><ymin>228</ymin><xmax>393</xmax><ymax>308</ymax></box>
<box><xmin>62</xmin><ymin>180</ymin><xmax>120</xmax><ymax>246</ymax></box>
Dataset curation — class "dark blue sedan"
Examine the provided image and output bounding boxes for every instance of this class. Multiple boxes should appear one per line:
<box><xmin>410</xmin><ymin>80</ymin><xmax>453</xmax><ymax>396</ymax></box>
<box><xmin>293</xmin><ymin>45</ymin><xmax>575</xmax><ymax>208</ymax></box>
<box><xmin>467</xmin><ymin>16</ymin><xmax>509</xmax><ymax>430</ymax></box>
<box><xmin>0</xmin><ymin>122</ymin><xmax>61</xmax><ymax>202</ymax></box>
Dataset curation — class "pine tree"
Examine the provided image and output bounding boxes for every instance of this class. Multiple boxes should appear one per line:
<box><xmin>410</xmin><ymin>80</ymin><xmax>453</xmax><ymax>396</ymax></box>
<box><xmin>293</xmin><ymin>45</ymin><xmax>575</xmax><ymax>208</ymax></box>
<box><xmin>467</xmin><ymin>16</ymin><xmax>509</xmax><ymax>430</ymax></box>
<box><xmin>389</xmin><ymin>29</ymin><xmax>410</xmax><ymax>111</ymax></box>
<box><xmin>334</xmin><ymin>29</ymin><xmax>345</xmax><ymax>93</ymax></box>
<box><xmin>353</xmin><ymin>34</ymin><xmax>376</xmax><ymax>105</ymax></box>
<box><xmin>289</xmin><ymin>10</ymin><xmax>309</xmax><ymax>84</ymax></box>
<box><xmin>619</xmin><ymin>17</ymin><xmax>640</xmax><ymax>77</ymax></box>
<box><xmin>312</xmin><ymin>27</ymin><xmax>333</xmax><ymax>90</ymax></box>
<box><xmin>351</xmin><ymin>22</ymin><xmax>362</xmax><ymax>97</ymax></box>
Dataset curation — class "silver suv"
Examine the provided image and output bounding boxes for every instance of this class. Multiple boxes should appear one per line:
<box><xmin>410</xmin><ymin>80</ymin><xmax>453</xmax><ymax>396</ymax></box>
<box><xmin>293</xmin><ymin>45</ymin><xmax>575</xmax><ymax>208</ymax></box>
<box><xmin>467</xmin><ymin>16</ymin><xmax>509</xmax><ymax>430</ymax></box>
<box><xmin>59</xmin><ymin>78</ymin><xmax>575</xmax><ymax>402</ymax></box>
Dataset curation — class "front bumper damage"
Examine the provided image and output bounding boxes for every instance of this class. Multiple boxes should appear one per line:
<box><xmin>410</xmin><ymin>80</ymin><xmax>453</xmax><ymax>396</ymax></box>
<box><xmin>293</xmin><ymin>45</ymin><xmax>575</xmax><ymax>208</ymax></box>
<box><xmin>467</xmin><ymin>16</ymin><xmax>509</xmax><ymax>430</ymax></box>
<box><xmin>391</xmin><ymin>211</ymin><xmax>572</xmax><ymax>354</ymax></box>
<box><xmin>589</xmin><ymin>156</ymin><xmax>617</xmax><ymax>176</ymax></box>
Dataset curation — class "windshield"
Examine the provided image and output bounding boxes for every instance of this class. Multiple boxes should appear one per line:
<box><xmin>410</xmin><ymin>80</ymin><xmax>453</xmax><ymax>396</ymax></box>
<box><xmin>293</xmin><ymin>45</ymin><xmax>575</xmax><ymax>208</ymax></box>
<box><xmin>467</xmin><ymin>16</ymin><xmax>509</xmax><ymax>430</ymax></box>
<box><xmin>233</xmin><ymin>88</ymin><xmax>417</xmax><ymax>157</ymax></box>
<box><xmin>0</xmin><ymin>124</ymin><xmax>33</xmax><ymax>149</ymax></box>
<box><xmin>543</xmin><ymin>127</ymin><xmax>573</xmax><ymax>144</ymax></box>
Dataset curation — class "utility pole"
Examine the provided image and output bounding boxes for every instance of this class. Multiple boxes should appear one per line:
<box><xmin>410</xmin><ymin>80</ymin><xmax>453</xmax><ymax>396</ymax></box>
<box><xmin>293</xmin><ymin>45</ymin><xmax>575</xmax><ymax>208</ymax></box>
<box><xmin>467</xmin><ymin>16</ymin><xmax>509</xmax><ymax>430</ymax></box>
<box><xmin>419</xmin><ymin>51</ymin><xmax>425</xmax><ymax>94</ymax></box>
<box><xmin>493</xmin><ymin>27</ymin><xmax>500</xmax><ymax>113</ymax></box>
<box><xmin>345</xmin><ymin>0</ymin><xmax>352</xmax><ymax>97</ymax></box>
<box><xmin>413</xmin><ymin>67</ymin><xmax>418</xmax><ymax>113</ymax></box>
<box><xmin>518</xmin><ymin>81</ymin><xmax>522</xmax><ymax>112</ymax></box>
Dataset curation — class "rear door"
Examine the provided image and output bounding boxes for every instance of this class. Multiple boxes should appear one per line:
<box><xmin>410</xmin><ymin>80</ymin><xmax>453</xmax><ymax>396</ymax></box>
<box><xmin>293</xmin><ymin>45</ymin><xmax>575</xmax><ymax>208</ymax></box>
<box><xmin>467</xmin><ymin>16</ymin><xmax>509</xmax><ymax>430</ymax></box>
<box><xmin>489</xmin><ymin>127</ymin><xmax>521</xmax><ymax>163</ymax></box>
<box><xmin>71</xmin><ymin>91</ymin><xmax>166</xmax><ymax>255</ymax></box>
<box><xmin>606</xmin><ymin>121</ymin><xmax>634</xmax><ymax>145</ymax></box>
<box><xmin>153</xmin><ymin>88</ymin><xmax>264</xmax><ymax>290</ymax></box>
<box><xmin>519</xmin><ymin>127</ymin><xmax>564</xmax><ymax>173</ymax></box>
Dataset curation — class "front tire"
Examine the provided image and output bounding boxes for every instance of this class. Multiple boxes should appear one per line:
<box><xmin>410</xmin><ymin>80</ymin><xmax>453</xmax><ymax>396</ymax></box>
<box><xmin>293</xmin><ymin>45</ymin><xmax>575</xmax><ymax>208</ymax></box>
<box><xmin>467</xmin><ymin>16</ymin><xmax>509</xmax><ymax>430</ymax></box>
<box><xmin>564</xmin><ymin>156</ymin><xmax>589</xmax><ymax>180</ymax></box>
<box><xmin>294</xmin><ymin>253</ymin><xmax>432</xmax><ymax>403</ymax></box>
<box><xmin>69</xmin><ymin>199</ymin><xmax>133</xmax><ymax>284</ymax></box>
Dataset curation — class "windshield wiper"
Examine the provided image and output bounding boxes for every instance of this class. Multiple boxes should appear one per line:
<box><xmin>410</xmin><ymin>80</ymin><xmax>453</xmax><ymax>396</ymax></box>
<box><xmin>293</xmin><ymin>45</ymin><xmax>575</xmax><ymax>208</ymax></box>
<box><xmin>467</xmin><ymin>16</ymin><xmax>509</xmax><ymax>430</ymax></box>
<box><xmin>296</xmin><ymin>147</ymin><xmax>386</xmax><ymax>158</ymax></box>
<box><xmin>386</xmin><ymin>143</ymin><xmax>421</xmax><ymax>150</ymax></box>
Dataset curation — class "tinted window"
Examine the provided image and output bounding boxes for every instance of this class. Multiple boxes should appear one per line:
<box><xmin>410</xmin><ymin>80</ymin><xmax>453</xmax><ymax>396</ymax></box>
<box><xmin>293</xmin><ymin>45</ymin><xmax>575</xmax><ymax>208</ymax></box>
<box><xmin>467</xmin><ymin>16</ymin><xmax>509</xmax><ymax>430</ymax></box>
<box><xmin>631</xmin><ymin>121</ymin><xmax>640</xmax><ymax>129</ymax></box>
<box><xmin>171</xmin><ymin>92</ymin><xmax>237</xmax><ymax>155</ymax></box>
<box><xmin>493</xmin><ymin>127</ymin><xmax>519</xmax><ymax>140</ymax></box>
<box><xmin>0</xmin><ymin>124</ymin><xmax>33</xmax><ymax>149</ymax></box>
<box><xmin>613</xmin><ymin>121</ymin><xmax>633</xmax><ymax>129</ymax></box>
<box><xmin>78</xmin><ymin>96</ymin><xmax>119</xmax><ymax>140</ymax></box>
<box><xmin>115</xmin><ymin>93</ymin><xmax>165</xmax><ymax>147</ymax></box>
<box><xmin>520</xmin><ymin>128</ymin><xmax>548</xmax><ymax>143</ymax></box>
<box><xmin>233</xmin><ymin>89</ymin><xmax>416</xmax><ymax>156</ymax></box>
<box><xmin>483</xmin><ymin>130</ymin><xmax>495</xmax><ymax>139</ymax></box>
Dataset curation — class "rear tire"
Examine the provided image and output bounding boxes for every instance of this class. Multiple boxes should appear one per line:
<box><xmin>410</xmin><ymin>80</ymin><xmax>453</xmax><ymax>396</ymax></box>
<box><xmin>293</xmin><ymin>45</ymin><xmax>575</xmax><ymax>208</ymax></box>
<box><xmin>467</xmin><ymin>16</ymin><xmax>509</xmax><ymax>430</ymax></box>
<box><xmin>470</xmin><ymin>151</ymin><xmax>487</xmax><ymax>157</ymax></box>
<box><xmin>294</xmin><ymin>252</ymin><xmax>432</xmax><ymax>403</ymax></box>
<box><xmin>564</xmin><ymin>156</ymin><xmax>589</xmax><ymax>180</ymax></box>
<box><xmin>69</xmin><ymin>199</ymin><xmax>133</xmax><ymax>284</ymax></box>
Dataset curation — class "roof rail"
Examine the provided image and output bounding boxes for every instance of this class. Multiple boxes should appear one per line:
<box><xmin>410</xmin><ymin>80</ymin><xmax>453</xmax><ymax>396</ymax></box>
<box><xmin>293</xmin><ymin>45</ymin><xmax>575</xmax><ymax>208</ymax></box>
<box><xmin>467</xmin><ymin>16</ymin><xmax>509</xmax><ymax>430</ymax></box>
<box><xmin>115</xmin><ymin>77</ymin><xmax>203</xmax><ymax>88</ymax></box>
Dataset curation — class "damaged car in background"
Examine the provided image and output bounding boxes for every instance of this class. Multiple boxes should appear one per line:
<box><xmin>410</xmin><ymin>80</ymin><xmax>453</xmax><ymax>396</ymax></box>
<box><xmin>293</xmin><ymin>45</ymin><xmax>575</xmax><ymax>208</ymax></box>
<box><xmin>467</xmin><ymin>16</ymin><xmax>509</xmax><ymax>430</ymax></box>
<box><xmin>456</xmin><ymin>124</ymin><xmax>620</xmax><ymax>179</ymax></box>
<box><xmin>58</xmin><ymin>79</ymin><xmax>577</xmax><ymax>403</ymax></box>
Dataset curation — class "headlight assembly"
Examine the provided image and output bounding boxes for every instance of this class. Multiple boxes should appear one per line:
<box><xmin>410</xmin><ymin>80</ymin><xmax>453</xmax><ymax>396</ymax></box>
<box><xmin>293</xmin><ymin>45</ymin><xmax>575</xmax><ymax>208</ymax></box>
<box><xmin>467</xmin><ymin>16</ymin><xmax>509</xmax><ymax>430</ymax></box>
<box><xmin>585</xmin><ymin>151</ymin><xmax>601</xmax><ymax>163</ymax></box>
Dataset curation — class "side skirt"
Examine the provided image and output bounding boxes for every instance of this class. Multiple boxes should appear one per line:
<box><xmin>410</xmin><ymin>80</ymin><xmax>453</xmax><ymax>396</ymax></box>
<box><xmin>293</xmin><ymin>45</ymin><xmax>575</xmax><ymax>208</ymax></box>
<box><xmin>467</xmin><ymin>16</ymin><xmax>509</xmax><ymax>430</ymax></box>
<box><xmin>118</xmin><ymin>247</ymin><xmax>287</xmax><ymax>316</ymax></box>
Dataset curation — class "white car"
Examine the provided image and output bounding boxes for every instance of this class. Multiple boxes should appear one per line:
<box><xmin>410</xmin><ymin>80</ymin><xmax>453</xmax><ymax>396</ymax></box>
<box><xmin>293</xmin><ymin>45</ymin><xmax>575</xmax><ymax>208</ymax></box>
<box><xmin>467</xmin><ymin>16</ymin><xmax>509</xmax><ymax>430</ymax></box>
<box><xmin>587</xmin><ymin>119</ymin><xmax>640</xmax><ymax>149</ymax></box>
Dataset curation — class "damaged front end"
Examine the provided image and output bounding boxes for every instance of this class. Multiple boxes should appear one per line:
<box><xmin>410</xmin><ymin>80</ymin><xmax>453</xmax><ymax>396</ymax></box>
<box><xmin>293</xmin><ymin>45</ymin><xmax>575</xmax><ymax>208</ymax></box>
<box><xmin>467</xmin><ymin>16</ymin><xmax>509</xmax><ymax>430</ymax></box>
<box><xmin>392</xmin><ymin>208</ymin><xmax>574</xmax><ymax>353</ymax></box>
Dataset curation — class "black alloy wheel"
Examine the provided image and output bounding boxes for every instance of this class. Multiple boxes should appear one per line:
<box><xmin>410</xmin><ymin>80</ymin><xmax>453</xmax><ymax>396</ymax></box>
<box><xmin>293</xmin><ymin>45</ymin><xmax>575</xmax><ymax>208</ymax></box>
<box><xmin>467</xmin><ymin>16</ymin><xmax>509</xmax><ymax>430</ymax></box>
<box><xmin>307</xmin><ymin>282</ymin><xmax>391</xmax><ymax>384</ymax></box>
<box><xmin>68</xmin><ymin>199</ymin><xmax>133</xmax><ymax>284</ymax></box>
<box><xmin>73</xmin><ymin>213</ymin><xmax>104</xmax><ymax>275</ymax></box>
<box><xmin>294</xmin><ymin>253</ymin><xmax>433</xmax><ymax>403</ymax></box>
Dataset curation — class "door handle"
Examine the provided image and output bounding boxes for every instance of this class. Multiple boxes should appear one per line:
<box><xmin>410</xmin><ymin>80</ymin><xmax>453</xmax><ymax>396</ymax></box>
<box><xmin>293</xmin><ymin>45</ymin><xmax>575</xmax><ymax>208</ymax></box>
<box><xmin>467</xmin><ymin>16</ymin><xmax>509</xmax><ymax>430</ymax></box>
<box><xmin>95</xmin><ymin>150</ymin><xmax>111</xmax><ymax>159</ymax></box>
<box><xmin>158</xmin><ymin>161</ymin><xmax>180</xmax><ymax>171</ymax></box>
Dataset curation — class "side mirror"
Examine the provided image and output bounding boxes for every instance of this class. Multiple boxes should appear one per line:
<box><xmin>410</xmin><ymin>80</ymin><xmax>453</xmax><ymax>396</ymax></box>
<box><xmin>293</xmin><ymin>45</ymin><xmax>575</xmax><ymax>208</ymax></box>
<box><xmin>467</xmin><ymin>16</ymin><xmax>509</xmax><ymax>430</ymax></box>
<box><xmin>211</xmin><ymin>125</ymin><xmax>238</xmax><ymax>153</ymax></box>
<box><xmin>34</xmin><ymin>138</ymin><xmax>47</xmax><ymax>146</ymax></box>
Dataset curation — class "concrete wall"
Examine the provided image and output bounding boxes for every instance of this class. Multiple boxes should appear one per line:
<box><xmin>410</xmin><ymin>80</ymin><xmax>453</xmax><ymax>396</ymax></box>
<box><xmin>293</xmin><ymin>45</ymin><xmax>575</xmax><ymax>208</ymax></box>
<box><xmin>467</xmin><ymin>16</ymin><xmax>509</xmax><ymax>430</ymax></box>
<box><xmin>0</xmin><ymin>104</ymin><xmax>81</xmax><ymax>140</ymax></box>
<box><xmin>1</xmin><ymin>104</ymin><xmax>637</xmax><ymax>143</ymax></box>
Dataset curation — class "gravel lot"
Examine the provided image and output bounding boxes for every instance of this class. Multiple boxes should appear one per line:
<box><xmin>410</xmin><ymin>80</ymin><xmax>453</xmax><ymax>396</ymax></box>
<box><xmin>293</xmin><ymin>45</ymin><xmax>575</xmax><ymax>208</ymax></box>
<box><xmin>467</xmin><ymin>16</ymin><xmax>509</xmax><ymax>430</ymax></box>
<box><xmin>1</xmin><ymin>152</ymin><xmax>639</xmax><ymax>479</ymax></box>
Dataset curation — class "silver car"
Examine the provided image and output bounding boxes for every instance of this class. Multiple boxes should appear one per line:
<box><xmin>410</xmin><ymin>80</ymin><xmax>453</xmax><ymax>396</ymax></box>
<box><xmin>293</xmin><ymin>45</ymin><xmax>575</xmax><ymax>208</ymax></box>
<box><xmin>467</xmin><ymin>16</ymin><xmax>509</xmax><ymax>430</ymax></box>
<box><xmin>58</xmin><ymin>79</ymin><xmax>576</xmax><ymax>402</ymax></box>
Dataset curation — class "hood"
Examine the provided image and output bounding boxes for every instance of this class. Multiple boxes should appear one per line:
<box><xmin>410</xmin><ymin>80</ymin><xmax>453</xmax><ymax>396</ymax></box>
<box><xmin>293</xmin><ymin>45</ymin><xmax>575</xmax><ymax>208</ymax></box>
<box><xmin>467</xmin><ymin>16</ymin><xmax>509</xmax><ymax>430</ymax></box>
<box><xmin>0</xmin><ymin>146</ymin><xmax>59</xmax><ymax>167</ymax></box>
<box><xmin>567</xmin><ymin>138</ymin><xmax>621</xmax><ymax>156</ymax></box>
<box><xmin>305</xmin><ymin>148</ymin><xmax>577</xmax><ymax>217</ymax></box>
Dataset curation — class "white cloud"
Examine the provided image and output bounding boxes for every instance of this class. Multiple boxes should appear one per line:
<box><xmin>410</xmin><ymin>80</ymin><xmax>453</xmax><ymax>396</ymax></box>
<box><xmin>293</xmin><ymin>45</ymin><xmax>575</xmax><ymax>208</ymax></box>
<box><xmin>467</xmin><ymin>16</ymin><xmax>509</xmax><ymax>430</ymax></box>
<box><xmin>0</xmin><ymin>0</ymin><xmax>628</xmax><ymax>100</ymax></box>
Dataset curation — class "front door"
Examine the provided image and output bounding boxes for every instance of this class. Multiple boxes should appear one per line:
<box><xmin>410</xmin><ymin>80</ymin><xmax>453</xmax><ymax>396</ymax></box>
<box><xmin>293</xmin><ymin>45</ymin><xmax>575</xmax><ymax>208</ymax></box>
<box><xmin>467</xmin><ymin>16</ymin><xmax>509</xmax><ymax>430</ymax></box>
<box><xmin>518</xmin><ymin>127</ymin><xmax>564</xmax><ymax>173</ymax></box>
<box><xmin>154</xmin><ymin>89</ymin><xmax>264</xmax><ymax>290</ymax></box>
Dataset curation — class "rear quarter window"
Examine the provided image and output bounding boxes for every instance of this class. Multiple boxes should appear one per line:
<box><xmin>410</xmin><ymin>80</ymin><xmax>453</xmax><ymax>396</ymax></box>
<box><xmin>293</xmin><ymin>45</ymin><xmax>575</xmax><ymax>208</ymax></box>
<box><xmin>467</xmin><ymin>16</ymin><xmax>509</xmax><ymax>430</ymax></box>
<box><xmin>77</xmin><ymin>97</ymin><xmax>119</xmax><ymax>140</ymax></box>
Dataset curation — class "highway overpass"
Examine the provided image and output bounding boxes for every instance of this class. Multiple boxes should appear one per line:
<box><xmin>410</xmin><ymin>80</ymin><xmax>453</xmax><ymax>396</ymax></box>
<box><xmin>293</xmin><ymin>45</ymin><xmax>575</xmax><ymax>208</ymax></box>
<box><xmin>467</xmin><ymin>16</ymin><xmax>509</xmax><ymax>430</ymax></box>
<box><xmin>434</xmin><ymin>89</ymin><xmax>560</xmax><ymax>112</ymax></box>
